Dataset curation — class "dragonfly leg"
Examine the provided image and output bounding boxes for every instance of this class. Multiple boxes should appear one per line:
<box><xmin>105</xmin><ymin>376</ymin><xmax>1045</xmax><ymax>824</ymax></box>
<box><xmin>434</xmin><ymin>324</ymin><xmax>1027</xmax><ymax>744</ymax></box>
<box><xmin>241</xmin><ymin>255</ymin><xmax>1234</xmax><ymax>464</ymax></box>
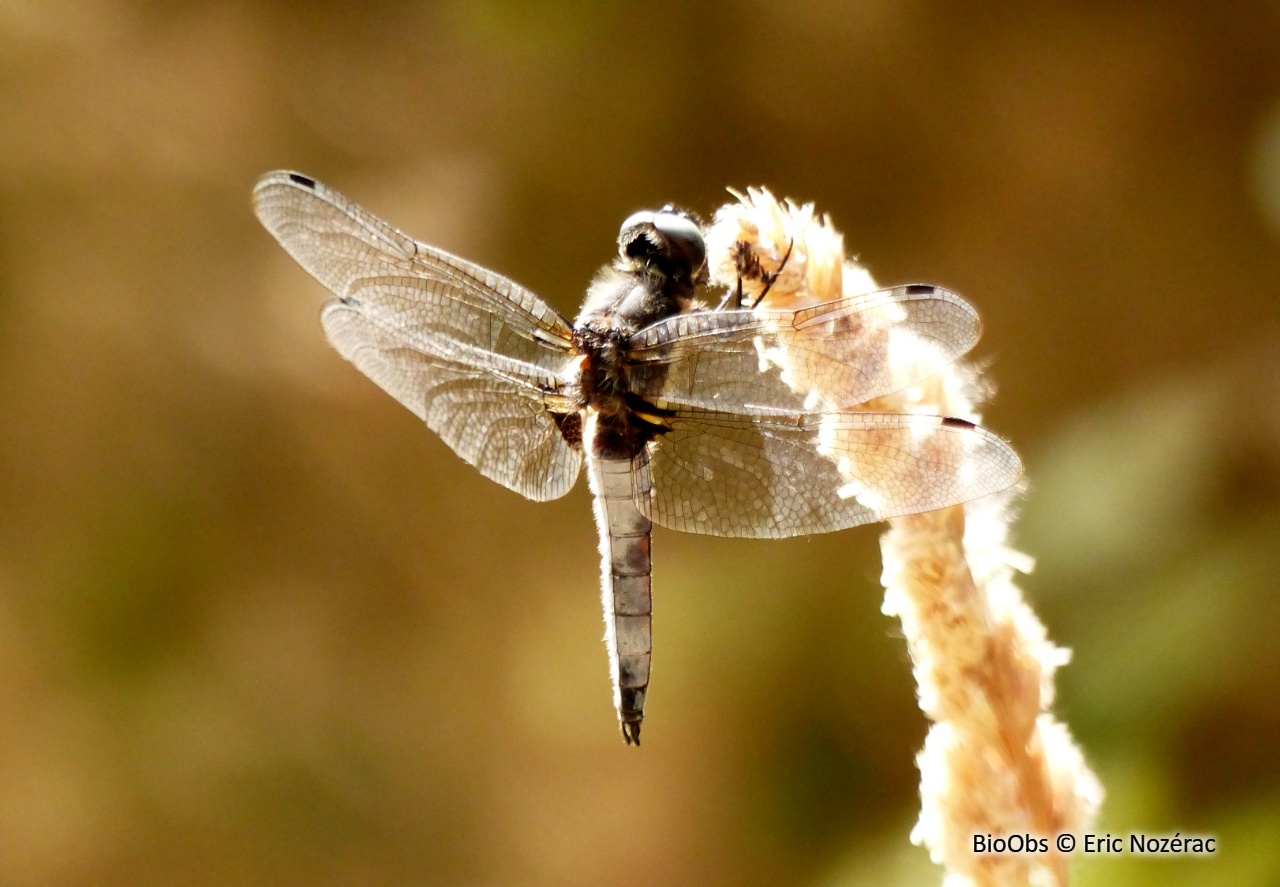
<box><xmin>715</xmin><ymin>274</ymin><xmax>744</xmax><ymax>310</ymax></box>
<box><xmin>749</xmin><ymin>237</ymin><xmax>794</xmax><ymax>309</ymax></box>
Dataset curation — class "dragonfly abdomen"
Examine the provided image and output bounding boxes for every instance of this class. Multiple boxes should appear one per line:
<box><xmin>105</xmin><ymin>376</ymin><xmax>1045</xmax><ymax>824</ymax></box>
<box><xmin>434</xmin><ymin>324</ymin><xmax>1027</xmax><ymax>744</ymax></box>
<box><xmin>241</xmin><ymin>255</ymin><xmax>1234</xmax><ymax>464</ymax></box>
<box><xmin>585</xmin><ymin>412</ymin><xmax>653</xmax><ymax>746</ymax></box>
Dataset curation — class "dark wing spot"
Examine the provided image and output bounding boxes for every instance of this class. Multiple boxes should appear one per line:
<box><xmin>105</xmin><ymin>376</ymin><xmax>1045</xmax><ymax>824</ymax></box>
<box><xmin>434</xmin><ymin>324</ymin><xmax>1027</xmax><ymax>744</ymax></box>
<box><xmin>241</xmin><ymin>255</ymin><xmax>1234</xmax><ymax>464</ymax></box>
<box><xmin>288</xmin><ymin>172</ymin><xmax>317</xmax><ymax>188</ymax></box>
<box><xmin>905</xmin><ymin>284</ymin><xmax>935</xmax><ymax>295</ymax></box>
<box><xmin>941</xmin><ymin>416</ymin><xmax>976</xmax><ymax>430</ymax></box>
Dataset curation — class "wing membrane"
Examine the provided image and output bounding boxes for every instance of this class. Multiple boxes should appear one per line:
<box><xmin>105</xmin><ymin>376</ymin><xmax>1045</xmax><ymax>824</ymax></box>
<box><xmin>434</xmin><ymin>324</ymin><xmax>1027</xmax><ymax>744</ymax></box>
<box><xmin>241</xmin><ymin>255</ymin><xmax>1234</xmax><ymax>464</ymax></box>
<box><xmin>323</xmin><ymin>301</ymin><xmax>581</xmax><ymax>501</ymax></box>
<box><xmin>253</xmin><ymin>170</ymin><xmax>576</xmax><ymax>375</ymax></box>
<box><xmin>645</xmin><ymin>409</ymin><xmax>1022</xmax><ymax>538</ymax></box>
<box><xmin>254</xmin><ymin>171</ymin><xmax>582</xmax><ymax>500</ymax></box>
<box><xmin>627</xmin><ymin>286</ymin><xmax>980</xmax><ymax>413</ymax></box>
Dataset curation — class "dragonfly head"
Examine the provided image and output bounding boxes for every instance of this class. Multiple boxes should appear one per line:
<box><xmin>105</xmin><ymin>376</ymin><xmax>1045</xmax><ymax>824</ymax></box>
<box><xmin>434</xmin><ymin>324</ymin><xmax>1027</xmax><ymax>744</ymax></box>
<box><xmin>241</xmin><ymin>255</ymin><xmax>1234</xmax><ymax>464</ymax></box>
<box><xmin>617</xmin><ymin>206</ymin><xmax>707</xmax><ymax>285</ymax></box>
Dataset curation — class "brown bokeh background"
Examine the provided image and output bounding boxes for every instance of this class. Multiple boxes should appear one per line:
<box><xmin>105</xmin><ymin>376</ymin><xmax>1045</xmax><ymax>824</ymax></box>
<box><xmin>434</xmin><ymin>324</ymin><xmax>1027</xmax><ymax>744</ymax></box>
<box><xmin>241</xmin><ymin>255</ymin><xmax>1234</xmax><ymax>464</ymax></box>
<box><xmin>2</xmin><ymin>2</ymin><xmax>1279</xmax><ymax>885</ymax></box>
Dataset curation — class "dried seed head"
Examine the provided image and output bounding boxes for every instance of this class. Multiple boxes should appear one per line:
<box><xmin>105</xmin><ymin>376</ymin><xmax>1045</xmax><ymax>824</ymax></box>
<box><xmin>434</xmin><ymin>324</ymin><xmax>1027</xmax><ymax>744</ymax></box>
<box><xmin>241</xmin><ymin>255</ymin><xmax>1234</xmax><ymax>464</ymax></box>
<box><xmin>705</xmin><ymin>185</ymin><xmax>855</xmax><ymax>308</ymax></box>
<box><xmin>707</xmin><ymin>186</ymin><xmax>1103</xmax><ymax>886</ymax></box>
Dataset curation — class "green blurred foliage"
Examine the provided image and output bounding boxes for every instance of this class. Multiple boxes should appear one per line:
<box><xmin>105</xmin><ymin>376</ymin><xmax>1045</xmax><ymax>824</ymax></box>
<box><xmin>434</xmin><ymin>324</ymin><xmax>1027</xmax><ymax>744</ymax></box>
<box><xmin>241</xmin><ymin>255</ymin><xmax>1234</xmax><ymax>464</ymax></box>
<box><xmin>0</xmin><ymin>1</ymin><xmax>1278</xmax><ymax>885</ymax></box>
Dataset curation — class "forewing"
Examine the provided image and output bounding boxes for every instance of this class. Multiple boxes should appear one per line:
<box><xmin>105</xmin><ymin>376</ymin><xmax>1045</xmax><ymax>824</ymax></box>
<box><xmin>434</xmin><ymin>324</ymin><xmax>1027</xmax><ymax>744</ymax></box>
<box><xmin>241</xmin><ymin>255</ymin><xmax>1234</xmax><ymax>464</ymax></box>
<box><xmin>253</xmin><ymin>170</ymin><xmax>576</xmax><ymax>376</ymax></box>
<box><xmin>323</xmin><ymin>302</ymin><xmax>581</xmax><ymax>501</ymax></box>
<box><xmin>254</xmin><ymin>171</ymin><xmax>582</xmax><ymax>500</ymax></box>
<box><xmin>645</xmin><ymin>409</ymin><xmax>1022</xmax><ymax>538</ymax></box>
<box><xmin>627</xmin><ymin>285</ymin><xmax>980</xmax><ymax>413</ymax></box>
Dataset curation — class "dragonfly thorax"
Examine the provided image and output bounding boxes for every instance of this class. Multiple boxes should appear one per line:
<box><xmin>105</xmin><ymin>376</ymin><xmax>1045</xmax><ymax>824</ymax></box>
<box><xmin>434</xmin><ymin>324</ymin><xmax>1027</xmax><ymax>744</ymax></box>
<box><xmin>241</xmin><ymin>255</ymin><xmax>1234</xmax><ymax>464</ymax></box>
<box><xmin>571</xmin><ymin>325</ymin><xmax>669</xmax><ymax>460</ymax></box>
<box><xmin>573</xmin><ymin>327</ymin><xmax>632</xmax><ymax>410</ymax></box>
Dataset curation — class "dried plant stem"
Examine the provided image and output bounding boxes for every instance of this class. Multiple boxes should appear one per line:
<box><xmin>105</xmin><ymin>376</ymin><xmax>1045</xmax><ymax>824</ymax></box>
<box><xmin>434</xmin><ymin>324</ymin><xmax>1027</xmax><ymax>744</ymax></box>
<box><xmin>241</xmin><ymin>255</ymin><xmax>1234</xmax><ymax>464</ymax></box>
<box><xmin>880</xmin><ymin>323</ymin><xmax>1100</xmax><ymax>885</ymax></box>
<box><xmin>704</xmin><ymin>187</ymin><xmax>1103</xmax><ymax>887</ymax></box>
<box><xmin>880</xmin><ymin>369</ymin><xmax>1102</xmax><ymax>887</ymax></box>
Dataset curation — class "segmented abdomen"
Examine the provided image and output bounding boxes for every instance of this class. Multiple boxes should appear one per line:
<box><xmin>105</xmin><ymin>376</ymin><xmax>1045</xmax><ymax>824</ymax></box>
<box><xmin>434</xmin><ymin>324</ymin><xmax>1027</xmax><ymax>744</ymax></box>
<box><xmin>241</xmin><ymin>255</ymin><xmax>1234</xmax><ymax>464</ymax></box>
<box><xmin>585</xmin><ymin>430</ymin><xmax>653</xmax><ymax>746</ymax></box>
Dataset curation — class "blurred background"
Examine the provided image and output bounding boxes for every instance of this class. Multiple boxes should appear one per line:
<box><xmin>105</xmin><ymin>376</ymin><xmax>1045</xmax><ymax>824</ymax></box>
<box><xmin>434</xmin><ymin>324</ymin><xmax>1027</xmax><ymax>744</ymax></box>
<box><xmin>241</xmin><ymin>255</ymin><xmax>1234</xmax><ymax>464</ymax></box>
<box><xmin>1</xmin><ymin>1</ymin><xmax>1278</xmax><ymax>885</ymax></box>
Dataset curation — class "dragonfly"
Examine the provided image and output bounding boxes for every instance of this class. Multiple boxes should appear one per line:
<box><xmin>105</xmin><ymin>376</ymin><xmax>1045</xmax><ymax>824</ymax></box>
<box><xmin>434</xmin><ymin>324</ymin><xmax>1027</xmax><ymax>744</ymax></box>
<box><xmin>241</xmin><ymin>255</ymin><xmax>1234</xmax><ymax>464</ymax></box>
<box><xmin>252</xmin><ymin>171</ymin><xmax>1022</xmax><ymax>745</ymax></box>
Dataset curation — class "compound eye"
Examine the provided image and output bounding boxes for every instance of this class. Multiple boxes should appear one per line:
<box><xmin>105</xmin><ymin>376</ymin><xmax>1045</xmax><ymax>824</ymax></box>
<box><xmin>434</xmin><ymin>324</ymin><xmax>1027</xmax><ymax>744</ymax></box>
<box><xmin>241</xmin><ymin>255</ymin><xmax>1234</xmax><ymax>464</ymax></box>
<box><xmin>618</xmin><ymin>210</ymin><xmax>656</xmax><ymax>240</ymax></box>
<box><xmin>651</xmin><ymin>212</ymin><xmax>706</xmax><ymax>273</ymax></box>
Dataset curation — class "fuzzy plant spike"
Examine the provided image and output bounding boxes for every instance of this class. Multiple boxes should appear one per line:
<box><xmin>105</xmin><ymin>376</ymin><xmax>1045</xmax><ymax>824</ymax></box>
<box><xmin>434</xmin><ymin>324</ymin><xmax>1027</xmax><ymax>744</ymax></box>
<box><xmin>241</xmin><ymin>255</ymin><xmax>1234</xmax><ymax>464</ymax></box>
<box><xmin>704</xmin><ymin>187</ymin><xmax>1104</xmax><ymax>887</ymax></box>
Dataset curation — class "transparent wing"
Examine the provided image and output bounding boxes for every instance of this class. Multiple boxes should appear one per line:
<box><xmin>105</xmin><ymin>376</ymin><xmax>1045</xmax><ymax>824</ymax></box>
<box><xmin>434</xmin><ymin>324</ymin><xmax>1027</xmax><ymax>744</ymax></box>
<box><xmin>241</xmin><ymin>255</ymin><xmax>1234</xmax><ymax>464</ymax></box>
<box><xmin>627</xmin><ymin>286</ymin><xmax>980</xmax><ymax>413</ymax></box>
<box><xmin>254</xmin><ymin>171</ymin><xmax>582</xmax><ymax>501</ymax></box>
<box><xmin>644</xmin><ymin>409</ymin><xmax>1022</xmax><ymax>538</ymax></box>
<box><xmin>322</xmin><ymin>303</ymin><xmax>580</xmax><ymax>500</ymax></box>
<box><xmin>253</xmin><ymin>170</ymin><xmax>576</xmax><ymax>374</ymax></box>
